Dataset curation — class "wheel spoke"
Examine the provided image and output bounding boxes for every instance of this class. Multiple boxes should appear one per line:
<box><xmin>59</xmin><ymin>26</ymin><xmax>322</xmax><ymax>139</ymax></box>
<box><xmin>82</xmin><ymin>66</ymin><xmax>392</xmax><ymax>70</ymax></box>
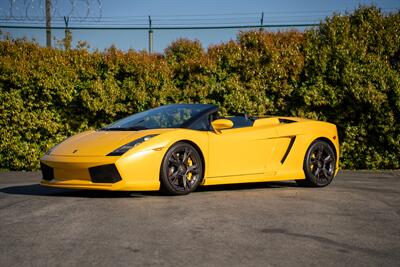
<box><xmin>322</xmin><ymin>168</ymin><xmax>329</xmax><ymax>179</ymax></box>
<box><xmin>316</xmin><ymin>146</ymin><xmax>324</xmax><ymax>160</ymax></box>
<box><xmin>182</xmin><ymin>149</ymin><xmax>191</xmax><ymax>164</ymax></box>
<box><xmin>169</xmin><ymin>171</ymin><xmax>179</xmax><ymax>182</ymax></box>
<box><xmin>323</xmin><ymin>155</ymin><xmax>332</xmax><ymax>163</ymax></box>
<box><xmin>169</xmin><ymin>153</ymin><xmax>179</xmax><ymax>166</ymax></box>
<box><xmin>187</xmin><ymin>164</ymin><xmax>198</xmax><ymax>173</ymax></box>
<box><xmin>314</xmin><ymin>167</ymin><xmax>321</xmax><ymax>177</ymax></box>
<box><xmin>182</xmin><ymin>175</ymin><xmax>188</xmax><ymax>190</ymax></box>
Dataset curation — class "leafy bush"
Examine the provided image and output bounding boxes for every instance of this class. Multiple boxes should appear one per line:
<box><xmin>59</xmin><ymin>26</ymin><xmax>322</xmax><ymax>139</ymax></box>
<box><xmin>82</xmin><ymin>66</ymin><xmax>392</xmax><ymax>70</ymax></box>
<box><xmin>0</xmin><ymin>6</ymin><xmax>399</xmax><ymax>170</ymax></box>
<box><xmin>295</xmin><ymin>7</ymin><xmax>400</xmax><ymax>169</ymax></box>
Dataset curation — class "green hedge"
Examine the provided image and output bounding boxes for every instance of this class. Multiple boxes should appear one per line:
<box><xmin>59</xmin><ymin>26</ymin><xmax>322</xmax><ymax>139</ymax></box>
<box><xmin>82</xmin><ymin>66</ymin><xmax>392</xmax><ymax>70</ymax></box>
<box><xmin>1</xmin><ymin>6</ymin><xmax>399</xmax><ymax>170</ymax></box>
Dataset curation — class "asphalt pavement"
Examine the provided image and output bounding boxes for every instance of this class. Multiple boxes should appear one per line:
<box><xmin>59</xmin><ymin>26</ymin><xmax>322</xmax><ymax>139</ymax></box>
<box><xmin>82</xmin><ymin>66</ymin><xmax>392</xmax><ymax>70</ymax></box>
<box><xmin>0</xmin><ymin>170</ymin><xmax>399</xmax><ymax>267</ymax></box>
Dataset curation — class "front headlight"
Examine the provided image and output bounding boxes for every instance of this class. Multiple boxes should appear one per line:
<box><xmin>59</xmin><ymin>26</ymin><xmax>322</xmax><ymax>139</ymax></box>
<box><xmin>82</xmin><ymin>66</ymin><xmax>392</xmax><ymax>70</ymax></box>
<box><xmin>107</xmin><ymin>134</ymin><xmax>158</xmax><ymax>156</ymax></box>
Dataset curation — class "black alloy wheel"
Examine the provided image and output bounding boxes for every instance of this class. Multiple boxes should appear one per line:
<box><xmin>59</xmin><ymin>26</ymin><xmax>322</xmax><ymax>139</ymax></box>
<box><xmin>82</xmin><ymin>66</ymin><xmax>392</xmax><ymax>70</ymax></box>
<box><xmin>298</xmin><ymin>140</ymin><xmax>336</xmax><ymax>187</ymax></box>
<box><xmin>160</xmin><ymin>142</ymin><xmax>203</xmax><ymax>195</ymax></box>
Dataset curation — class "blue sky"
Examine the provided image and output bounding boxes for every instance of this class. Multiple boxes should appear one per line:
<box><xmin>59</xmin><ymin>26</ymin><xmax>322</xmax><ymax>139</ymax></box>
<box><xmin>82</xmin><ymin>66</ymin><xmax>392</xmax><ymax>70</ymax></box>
<box><xmin>0</xmin><ymin>0</ymin><xmax>399</xmax><ymax>52</ymax></box>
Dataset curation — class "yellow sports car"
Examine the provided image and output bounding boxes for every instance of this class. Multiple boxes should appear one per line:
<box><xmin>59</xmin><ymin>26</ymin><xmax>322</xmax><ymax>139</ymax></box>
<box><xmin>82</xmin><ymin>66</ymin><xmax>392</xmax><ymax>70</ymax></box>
<box><xmin>40</xmin><ymin>104</ymin><xmax>339</xmax><ymax>195</ymax></box>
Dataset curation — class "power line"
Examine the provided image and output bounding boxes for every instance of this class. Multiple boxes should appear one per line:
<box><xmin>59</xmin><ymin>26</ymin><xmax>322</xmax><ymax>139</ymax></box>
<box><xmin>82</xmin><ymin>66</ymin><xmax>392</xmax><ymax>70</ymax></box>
<box><xmin>0</xmin><ymin>15</ymin><xmax>322</xmax><ymax>27</ymax></box>
<box><xmin>0</xmin><ymin>23</ymin><xmax>319</xmax><ymax>30</ymax></box>
<box><xmin>1</xmin><ymin>7</ymin><xmax>397</xmax><ymax>21</ymax></box>
<box><xmin>2</xmin><ymin>8</ymin><xmax>397</xmax><ymax>34</ymax></box>
<box><xmin>1</xmin><ymin>7</ymin><xmax>397</xmax><ymax>27</ymax></box>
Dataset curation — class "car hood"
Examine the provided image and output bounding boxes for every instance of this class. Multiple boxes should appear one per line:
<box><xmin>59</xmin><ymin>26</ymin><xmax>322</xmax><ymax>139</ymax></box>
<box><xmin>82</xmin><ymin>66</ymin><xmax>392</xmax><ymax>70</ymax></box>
<box><xmin>51</xmin><ymin>128</ymin><xmax>175</xmax><ymax>156</ymax></box>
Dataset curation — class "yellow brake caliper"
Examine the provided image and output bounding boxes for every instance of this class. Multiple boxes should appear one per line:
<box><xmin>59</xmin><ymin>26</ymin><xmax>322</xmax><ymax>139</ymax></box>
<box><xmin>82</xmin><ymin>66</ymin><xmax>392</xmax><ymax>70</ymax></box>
<box><xmin>187</xmin><ymin>157</ymin><xmax>193</xmax><ymax>181</ymax></box>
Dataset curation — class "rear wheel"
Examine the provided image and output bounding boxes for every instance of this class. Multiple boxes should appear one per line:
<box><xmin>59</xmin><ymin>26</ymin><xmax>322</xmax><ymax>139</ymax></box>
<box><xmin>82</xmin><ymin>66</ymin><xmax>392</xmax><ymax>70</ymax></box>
<box><xmin>297</xmin><ymin>140</ymin><xmax>336</xmax><ymax>187</ymax></box>
<box><xmin>160</xmin><ymin>142</ymin><xmax>203</xmax><ymax>195</ymax></box>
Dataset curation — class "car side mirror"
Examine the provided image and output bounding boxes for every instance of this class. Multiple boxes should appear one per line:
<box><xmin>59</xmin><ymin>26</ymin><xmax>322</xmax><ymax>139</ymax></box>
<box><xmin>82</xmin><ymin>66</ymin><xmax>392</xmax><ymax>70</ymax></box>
<box><xmin>211</xmin><ymin>119</ymin><xmax>233</xmax><ymax>133</ymax></box>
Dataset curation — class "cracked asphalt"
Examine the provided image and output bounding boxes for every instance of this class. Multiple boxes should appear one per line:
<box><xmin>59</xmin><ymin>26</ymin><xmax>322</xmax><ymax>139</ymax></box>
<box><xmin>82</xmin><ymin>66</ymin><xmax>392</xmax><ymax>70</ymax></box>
<box><xmin>0</xmin><ymin>170</ymin><xmax>399</xmax><ymax>266</ymax></box>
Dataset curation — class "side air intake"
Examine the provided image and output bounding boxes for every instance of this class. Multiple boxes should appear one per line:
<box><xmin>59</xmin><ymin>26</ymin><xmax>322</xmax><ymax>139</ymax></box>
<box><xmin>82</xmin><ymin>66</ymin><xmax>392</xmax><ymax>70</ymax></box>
<box><xmin>281</xmin><ymin>137</ymin><xmax>296</xmax><ymax>164</ymax></box>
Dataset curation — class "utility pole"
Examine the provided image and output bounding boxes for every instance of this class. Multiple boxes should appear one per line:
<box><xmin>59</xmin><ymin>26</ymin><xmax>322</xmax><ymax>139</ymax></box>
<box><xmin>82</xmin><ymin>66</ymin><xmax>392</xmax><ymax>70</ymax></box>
<box><xmin>64</xmin><ymin>16</ymin><xmax>71</xmax><ymax>50</ymax></box>
<box><xmin>45</xmin><ymin>0</ymin><xmax>51</xmax><ymax>47</ymax></box>
<box><xmin>148</xmin><ymin>15</ymin><xmax>153</xmax><ymax>53</ymax></box>
<box><xmin>260</xmin><ymin>12</ymin><xmax>264</xmax><ymax>31</ymax></box>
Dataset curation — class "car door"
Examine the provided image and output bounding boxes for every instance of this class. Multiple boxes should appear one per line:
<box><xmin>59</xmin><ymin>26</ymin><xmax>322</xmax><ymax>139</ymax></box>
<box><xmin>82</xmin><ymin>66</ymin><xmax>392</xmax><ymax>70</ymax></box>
<box><xmin>207</xmin><ymin>125</ymin><xmax>278</xmax><ymax>178</ymax></box>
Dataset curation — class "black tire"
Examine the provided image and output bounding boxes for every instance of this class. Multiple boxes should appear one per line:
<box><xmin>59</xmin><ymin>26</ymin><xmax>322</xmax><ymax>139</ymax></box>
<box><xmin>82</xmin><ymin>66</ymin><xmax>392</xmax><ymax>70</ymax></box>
<box><xmin>297</xmin><ymin>140</ymin><xmax>336</xmax><ymax>187</ymax></box>
<box><xmin>160</xmin><ymin>142</ymin><xmax>204</xmax><ymax>195</ymax></box>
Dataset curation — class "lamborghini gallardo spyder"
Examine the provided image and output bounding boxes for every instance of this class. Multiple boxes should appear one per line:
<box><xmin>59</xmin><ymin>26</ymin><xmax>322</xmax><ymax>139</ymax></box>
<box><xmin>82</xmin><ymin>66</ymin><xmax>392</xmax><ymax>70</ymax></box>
<box><xmin>40</xmin><ymin>103</ymin><xmax>339</xmax><ymax>195</ymax></box>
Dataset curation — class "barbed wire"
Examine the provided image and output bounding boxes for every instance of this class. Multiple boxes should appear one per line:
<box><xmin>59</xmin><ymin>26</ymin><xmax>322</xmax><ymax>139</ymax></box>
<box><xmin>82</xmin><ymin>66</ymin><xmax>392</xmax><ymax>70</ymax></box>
<box><xmin>0</xmin><ymin>0</ymin><xmax>102</xmax><ymax>22</ymax></box>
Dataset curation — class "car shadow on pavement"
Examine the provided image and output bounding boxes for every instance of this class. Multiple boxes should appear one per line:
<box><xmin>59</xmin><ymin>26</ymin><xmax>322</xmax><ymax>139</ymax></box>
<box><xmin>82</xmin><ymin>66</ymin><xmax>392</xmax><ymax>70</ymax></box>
<box><xmin>0</xmin><ymin>181</ymin><xmax>300</xmax><ymax>198</ymax></box>
<box><xmin>196</xmin><ymin>181</ymin><xmax>298</xmax><ymax>192</ymax></box>
<box><xmin>0</xmin><ymin>184</ymin><xmax>147</xmax><ymax>198</ymax></box>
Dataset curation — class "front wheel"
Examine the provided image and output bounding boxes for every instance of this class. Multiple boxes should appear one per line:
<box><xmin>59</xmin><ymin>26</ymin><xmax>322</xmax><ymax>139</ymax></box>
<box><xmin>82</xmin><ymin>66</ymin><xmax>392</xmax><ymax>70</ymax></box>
<box><xmin>160</xmin><ymin>142</ymin><xmax>204</xmax><ymax>195</ymax></box>
<box><xmin>298</xmin><ymin>140</ymin><xmax>336</xmax><ymax>187</ymax></box>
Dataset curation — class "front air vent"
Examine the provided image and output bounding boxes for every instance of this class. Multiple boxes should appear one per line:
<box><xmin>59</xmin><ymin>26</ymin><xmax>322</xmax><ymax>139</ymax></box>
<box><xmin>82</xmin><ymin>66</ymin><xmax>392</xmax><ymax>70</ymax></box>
<box><xmin>89</xmin><ymin>164</ymin><xmax>122</xmax><ymax>183</ymax></box>
<box><xmin>41</xmin><ymin>162</ymin><xmax>54</xmax><ymax>181</ymax></box>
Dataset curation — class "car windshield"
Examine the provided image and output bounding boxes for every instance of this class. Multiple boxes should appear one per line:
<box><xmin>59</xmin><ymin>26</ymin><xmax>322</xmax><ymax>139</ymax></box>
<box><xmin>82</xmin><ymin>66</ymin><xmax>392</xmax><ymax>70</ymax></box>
<box><xmin>102</xmin><ymin>104</ymin><xmax>214</xmax><ymax>131</ymax></box>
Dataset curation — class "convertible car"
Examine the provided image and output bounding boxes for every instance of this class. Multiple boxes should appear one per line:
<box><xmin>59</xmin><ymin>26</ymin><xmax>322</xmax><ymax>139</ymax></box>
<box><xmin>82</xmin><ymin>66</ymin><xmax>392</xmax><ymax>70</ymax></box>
<box><xmin>40</xmin><ymin>103</ymin><xmax>339</xmax><ymax>195</ymax></box>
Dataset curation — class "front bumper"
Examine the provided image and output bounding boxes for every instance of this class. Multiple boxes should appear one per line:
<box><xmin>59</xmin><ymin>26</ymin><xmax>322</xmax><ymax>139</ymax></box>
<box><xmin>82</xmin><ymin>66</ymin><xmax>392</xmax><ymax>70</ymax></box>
<box><xmin>40</xmin><ymin>153</ymin><xmax>162</xmax><ymax>191</ymax></box>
